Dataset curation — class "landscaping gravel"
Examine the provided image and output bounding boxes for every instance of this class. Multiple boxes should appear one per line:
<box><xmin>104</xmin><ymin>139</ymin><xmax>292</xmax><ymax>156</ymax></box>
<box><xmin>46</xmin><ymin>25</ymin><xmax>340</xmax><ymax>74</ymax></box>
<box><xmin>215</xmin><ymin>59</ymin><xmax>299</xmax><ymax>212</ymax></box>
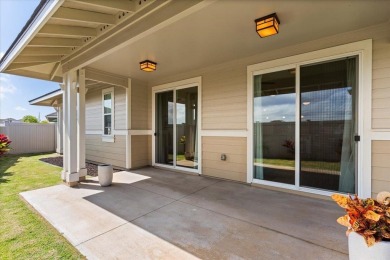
<box><xmin>40</xmin><ymin>156</ymin><xmax>120</xmax><ymax>177</ymax></box>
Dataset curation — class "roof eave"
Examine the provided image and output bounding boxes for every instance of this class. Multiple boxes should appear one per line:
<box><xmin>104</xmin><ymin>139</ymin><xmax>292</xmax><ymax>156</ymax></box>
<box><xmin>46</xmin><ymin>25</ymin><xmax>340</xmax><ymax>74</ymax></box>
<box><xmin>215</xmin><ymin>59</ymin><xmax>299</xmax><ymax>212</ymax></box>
<box><xmin>29</xmin><ymin>88</ymin><xmax>63</xmax><ymax>106</ymax></box>
<box><xmin>0</xmin><ymin>0</ymin><xmax>64</xmax><ymax>73</ymax></box>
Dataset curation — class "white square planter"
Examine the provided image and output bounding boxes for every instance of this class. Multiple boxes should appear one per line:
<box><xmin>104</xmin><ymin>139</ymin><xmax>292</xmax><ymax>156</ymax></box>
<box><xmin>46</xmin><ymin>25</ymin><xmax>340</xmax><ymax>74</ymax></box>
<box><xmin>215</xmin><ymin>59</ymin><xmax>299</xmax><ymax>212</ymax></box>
<box><xmin>349</xmin><ymin>232</ymin><xmax>390</xmax><ymax>260</ymax></box>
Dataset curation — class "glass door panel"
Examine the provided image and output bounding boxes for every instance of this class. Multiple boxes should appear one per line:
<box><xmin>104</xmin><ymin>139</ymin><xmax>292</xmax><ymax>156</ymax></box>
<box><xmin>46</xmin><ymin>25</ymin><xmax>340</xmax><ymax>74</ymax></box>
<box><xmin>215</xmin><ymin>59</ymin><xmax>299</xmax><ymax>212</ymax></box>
<box><xmin>155</xmin><ymin>91</ymin><xmax>174</xmax><ymax>165</ymax></box>
<box><xmin>176</xmin><ymin>87</ymin><xmax>198</xmax><ymax>169</ymax></box>
<box><xmin>253</xmin><ymin>69</ymin><xmax>296</xmax><ymax>184</ymax></box>
<box><xmin>300</xmin><ymin>57</ymin><xmax>357</xmax><ymax>193</ymax></box>
<box><xmin>155</xmin><ymin>86</ymin><xmax>198</xmax><ymax>170</ymax></box>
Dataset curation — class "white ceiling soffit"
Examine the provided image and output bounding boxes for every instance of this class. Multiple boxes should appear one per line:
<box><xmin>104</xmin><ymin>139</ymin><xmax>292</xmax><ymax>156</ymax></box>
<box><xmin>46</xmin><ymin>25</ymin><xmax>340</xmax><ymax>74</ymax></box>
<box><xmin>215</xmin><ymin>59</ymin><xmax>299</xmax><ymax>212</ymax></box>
<box><xmin>88</xmin><ymin>0</ymin><xmax>390</xmax><ymax>83</ymax></box>
<box><xmin>3</xmin><ymin>0</ymin><xmax>390</xmax><ymax>84</ymax></box>
<box><xmin>2</xmin><ymin>0</ymin><xmax>176</xmax><ymax>82</ymax></box>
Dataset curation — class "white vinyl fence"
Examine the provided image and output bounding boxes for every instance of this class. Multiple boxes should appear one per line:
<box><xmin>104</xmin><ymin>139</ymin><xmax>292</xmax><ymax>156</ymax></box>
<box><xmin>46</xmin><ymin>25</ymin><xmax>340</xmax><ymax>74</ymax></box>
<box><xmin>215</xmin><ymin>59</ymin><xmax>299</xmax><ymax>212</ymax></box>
<box><xmin>0</xmin><ymin>122</ymin><xmax>56</xmax><ymax>154</ymax></box>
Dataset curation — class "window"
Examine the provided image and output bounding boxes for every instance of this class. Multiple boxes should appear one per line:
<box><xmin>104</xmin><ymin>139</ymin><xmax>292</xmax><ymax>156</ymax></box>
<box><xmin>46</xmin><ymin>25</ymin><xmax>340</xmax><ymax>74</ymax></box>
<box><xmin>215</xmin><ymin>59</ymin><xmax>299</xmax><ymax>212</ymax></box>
<box><xmin>102</xmin><ymin>88</ymin><xmax>114</xmax><ymax>141</ymax></box>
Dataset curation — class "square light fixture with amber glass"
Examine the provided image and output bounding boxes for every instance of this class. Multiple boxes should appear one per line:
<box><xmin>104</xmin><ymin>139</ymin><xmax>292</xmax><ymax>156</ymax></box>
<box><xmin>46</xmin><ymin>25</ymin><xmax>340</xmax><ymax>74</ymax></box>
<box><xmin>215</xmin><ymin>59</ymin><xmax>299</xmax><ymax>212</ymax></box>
<box><xmin>255</xmin><ymin>13</ymin><xmax>280</xmax><ymax>38</ymax></box>
<box><xmin>140</xmin><ymin>60</ymin><xmax>157</xmax><ymax>72</ymax></box>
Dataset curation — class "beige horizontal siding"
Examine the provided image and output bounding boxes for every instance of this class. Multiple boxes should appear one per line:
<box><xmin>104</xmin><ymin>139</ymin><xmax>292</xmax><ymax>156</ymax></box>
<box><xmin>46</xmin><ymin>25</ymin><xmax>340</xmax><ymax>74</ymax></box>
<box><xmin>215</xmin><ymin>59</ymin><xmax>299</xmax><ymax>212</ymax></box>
<box><xmin>202</xmin><ymin>137</ymin><xmax>247</xmax><ymax>182</ymax></box>
<box><xmin>146</xmin><ymin>22</ymin><xmax>390</xmax><ymax>187</ymax></box>
<box><xmin>131</xmin><ymin>80</ymin><xmax>149</xmax><ymax>130</ymax></box>
<box><xmin>131</xmin><ymin>135</ymin><xmax>150</xmax><ymax>168</ymax></box>
<box><xmin>371</xmin><ymin>29</ymin><xmax>390</xmax><ymax>128</ymax></box>
<box><xmin>86</xmin><ymin>134</ymin><xmax>126</xmax><ymax>168</ymax></box>
<box><xmin>371</xmin><ymin>141</ymin><xmax>390</xmax><ymax>197</ymax></box>
<box><xmin>86</xmin><ymin>88</ymin><xmax>102</xmax><ymax>130</ymax></box>
<box><xmin>202</xmin><ymin>68</ymin><xmax>247</xmax><ymax>130</ymax></box>
<box><xmin>373</xmin><ymin>78</ymin><xmax>390</xmax><ymax>91</ymax></box>
<box><xmin>147</xmin><ymin>86</ymin><xmax>153</xmax><ymax>130</ymax></box>
<box><xmin>373</xmin><ymin>57</ymin><xmax>390</xmax><ymax>70</ymax></box>
<box><xmin>373</xmin><ymin>47</ymin><xmax>390</xmax><ymax>62</ymax></box>
<box><xmin>86</xmin><ymin>85</ymin><xmax>127</xmax><ymax>131</ymax></box>
<box><xmin>148</xmin><ymin>135</ymin><xmax>152</xmax><ymax>165</ymax></box>
<box><xmin>115</xmin><ymin>86</ymin><xmax>126</xmax><ymax>130</ymax></box>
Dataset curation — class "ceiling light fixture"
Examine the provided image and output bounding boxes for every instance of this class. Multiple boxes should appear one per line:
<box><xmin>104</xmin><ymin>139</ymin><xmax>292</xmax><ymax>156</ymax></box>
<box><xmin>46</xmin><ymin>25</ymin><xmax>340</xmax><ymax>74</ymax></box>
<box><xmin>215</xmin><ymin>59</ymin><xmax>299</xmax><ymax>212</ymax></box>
<box><xmin>140</xmin><ymin>60</ymin><xmax>157</xmax><ymax>72</ymax></box>
<box><xmin>255</xmin><ymin>13</ymin><xmax>280</xmax><ymax>38</ymax></box>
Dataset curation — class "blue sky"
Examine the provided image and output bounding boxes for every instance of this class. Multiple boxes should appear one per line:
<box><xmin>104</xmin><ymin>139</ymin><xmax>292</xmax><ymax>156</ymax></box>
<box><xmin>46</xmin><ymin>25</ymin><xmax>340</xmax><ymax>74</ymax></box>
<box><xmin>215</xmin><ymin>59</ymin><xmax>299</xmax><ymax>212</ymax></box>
<box><xmin>0</xmin><ymin>0</ymin><xmax>58</xmax><ymax>120</ymax></box>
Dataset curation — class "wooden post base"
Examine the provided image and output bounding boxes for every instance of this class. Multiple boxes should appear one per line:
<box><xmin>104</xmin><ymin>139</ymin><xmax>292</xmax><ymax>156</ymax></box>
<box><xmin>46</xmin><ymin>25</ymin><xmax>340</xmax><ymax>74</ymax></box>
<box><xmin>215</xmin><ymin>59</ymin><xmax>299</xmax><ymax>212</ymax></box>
<box><xmin>64</xmin><ymin>181</ymin><xmax>79</xmax><ymax>187</ymax></box>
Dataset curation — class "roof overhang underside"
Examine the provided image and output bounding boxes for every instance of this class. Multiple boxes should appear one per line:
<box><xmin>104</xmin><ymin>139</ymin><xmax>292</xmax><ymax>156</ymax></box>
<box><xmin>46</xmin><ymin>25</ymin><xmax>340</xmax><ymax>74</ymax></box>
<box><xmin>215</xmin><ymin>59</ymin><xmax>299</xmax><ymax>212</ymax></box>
<box><xmin>0</xmin><ymin>0</ymin><xmax>202</xmax><ymax>82</ymax></box>
<box><xmin>1</xmin><ymin>0</ymin><xmax>390</xmax><ymax>85</ymax></box>
<box><xmin>29</xmin><ymin>89</ymin><xmax>62</xmax><ymax>106</ymax></box>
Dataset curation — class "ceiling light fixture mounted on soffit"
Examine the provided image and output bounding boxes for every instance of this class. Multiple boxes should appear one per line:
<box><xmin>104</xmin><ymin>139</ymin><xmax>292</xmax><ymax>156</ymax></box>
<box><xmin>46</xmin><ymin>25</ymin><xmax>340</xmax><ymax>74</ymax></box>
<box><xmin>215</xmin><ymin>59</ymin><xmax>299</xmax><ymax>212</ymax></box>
<box><xmin>255</xmin><ymin>13</ymin><xmax>280</xmax><ymax>38</ymax></box>
<box><xmin>140</xmin><ymin>60</ymin><xmax>157</xmax><ymax>72</ymax></box>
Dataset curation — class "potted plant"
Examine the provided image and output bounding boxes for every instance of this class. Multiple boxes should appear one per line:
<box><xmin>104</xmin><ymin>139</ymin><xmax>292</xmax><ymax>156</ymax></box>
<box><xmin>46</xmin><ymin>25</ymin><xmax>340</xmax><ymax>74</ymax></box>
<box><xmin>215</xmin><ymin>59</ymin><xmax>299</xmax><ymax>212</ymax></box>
<box><xmin>282</xmin><ymin>139</ymin><xmax>295</xmax><ymax>159</ymax></box>
<box><xmin>332</xmin><ymin>192</ymin><xmax>390</xmax><ymax>259</ymax></box>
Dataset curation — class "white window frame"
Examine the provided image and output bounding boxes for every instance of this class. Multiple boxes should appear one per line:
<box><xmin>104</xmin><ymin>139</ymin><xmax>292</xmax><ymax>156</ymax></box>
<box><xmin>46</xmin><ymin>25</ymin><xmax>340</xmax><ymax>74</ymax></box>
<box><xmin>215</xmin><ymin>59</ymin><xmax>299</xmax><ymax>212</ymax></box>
<box><xmin>152</xmin><ymin>76</ymin><xmax>202</xmax><ymax>175</ymax></box>
<box><xmin>247</xmin><ymin>39</ymin><xmax>372</xmax><ymax>198</ymax></box>
<box><xmin>102</xmin><ymin>87</ymin><xmax>115</xmax><ymax>143</ymax></box>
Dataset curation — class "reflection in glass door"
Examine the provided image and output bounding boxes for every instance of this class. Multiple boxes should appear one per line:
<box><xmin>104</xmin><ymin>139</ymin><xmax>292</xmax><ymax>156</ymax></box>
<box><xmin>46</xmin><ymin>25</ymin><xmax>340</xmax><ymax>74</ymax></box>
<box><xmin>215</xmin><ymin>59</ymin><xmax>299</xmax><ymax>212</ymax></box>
<box><xmin>155</xmin><ymin>91</ymin><xmax>174</xmax><ymax>165</ymax></box>
<box><xmin>300</xmin><ymin>57</ymin><xmax>357</xmax><ymax>193</ymax></box>
<box><xmin>176</xmin><ymin>87</ymin><xmax>198</xmax><ymax>169</ymax></box>
<box><xmin>155</xmin><ymin>86</ymin><xmax>198</xmax><ymax>170</ymax></box>
<box><xmin>253</xmin><ymin>69</ymin><xmax>296</xmax><ymax>185</ymax></box>
<box><xmin>253</xmin><ymin>56</ymin><xmax>358</xmax><ymax>194</ymax></box>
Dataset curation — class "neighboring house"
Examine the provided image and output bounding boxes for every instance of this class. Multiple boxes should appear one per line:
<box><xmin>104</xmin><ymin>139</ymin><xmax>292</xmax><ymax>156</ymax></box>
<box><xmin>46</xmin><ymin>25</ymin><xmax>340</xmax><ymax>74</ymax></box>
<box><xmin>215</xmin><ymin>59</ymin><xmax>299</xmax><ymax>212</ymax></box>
<box><xmin>29</xmin><ymin>88</ymin><xmax>63</xmax><ymax>154</ymax></box>
<box><xmin>0</xmin><ymin>118</ymin><xmax>22</xmax><ymax>127</ymax></box>
<box><xmin>45</xmin><ymin>112</ymin><xmax>58</xmax><ymax>122</ymax></box>
<box><xmin>1</xmin><ymin>0</ymin><xmax>390</xmax><ymax>199</ymax></box>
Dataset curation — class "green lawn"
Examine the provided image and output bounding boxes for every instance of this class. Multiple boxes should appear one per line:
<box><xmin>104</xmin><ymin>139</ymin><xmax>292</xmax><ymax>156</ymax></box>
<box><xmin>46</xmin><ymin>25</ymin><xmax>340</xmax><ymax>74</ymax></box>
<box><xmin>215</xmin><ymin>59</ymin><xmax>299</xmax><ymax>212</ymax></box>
<box><xmin>167</xmin><ymin>154</ymin><xmax>186</xmax><ymax>161</ymax></box>
<box><xmin>0</xmin><ymin>153</ymin><xmax>85</xmax><ymax>259</ymax></box>
<box><xmin>255</xmin><ymin>158</ymin><xmax>340</xmax><ymax>171</ymax></box>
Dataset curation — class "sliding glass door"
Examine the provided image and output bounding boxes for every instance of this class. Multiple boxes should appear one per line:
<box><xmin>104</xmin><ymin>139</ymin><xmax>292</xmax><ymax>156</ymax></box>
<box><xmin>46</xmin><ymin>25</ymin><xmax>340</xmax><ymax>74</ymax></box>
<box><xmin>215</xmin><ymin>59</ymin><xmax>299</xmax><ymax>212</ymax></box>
<box><xmin>253</xmin><ymin>56</ymin><xmax>358</xmax><ymax>194</ymax></box>
<box><xmin>155</xmin><ymin>86</ymin><xmax>198</xmax><ymax>170</ymax></box>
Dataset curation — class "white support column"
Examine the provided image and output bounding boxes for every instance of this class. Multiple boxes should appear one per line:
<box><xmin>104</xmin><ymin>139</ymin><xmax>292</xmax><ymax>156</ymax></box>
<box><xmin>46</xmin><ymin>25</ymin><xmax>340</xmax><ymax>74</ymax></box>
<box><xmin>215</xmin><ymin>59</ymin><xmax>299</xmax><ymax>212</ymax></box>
<box><xmin>125</xmin><ymin>78</ymin><xmax>132</xmax><ymax>169</ymax></box>
<box><xmin>56</xmin><ymin>105</ymin><xmax>63</xmax><ymax>154</ymax></box>
<box><xmin>61</xmin><ymin>81</ymin><xmax>68</xmax><ymax>181</ymax></box>
<box><xmin>63</xmin><ymin>70</ymin><xmax>79</xmax><ymax>186</ymax></box>
<box><xmin>77</xmin><ymin>69</ymin><xmax>87</xmax><ymax>179</ymax></box>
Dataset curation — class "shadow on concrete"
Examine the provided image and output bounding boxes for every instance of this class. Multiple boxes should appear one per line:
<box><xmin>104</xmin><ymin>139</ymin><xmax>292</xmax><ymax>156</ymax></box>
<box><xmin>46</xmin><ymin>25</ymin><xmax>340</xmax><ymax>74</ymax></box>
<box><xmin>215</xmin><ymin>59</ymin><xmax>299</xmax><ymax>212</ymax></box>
<box><xmin>78</xmin><ymin>168</ymin><xmax>348</xmax><ymax>259</ymax></box>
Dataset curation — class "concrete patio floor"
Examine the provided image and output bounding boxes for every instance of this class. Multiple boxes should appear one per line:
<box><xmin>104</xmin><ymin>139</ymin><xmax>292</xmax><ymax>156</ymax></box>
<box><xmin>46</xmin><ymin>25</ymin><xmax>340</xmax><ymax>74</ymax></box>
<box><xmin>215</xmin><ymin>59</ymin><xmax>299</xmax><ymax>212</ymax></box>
<box><xmin>21</xmin><ymin>167</ymin><xmax>348</xmax><ymax>259</ymax></box>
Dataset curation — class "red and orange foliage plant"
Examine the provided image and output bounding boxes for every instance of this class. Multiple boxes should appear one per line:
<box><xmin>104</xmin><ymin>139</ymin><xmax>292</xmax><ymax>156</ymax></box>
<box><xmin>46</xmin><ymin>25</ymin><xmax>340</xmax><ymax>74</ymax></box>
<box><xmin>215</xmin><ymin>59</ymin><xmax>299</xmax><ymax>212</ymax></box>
<box><xmin>332</xmin><ymin>192</ymin><xmax>390</xmax><ymax>247</ymax></box>
<box><xmin>0</xmin><ymin>134</ymin><xmax>12</xmax><ymax>156</ymax></box>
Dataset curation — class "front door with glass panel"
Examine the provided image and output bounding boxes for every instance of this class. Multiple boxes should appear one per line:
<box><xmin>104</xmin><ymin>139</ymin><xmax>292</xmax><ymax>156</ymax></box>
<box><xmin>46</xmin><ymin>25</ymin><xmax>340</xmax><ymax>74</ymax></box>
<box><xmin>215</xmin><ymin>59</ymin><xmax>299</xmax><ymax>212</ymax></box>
<box><xmin>155</xmin><ymin>86</ymin><xmax>198</xmax><ymax>170</ymax></box>
<box><xmin>253</xmin><ymin>56</ymin><xmax>358</xmax><ymax>194</ymax></box>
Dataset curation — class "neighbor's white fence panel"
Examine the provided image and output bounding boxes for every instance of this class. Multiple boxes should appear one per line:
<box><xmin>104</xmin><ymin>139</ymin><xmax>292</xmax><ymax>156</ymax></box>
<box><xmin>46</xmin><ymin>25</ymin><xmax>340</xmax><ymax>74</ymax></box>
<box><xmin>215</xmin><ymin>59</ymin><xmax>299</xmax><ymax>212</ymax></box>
<box><xmin>1</xmin><ymin>123</ymin><xmax>56</xmax><ymax>154</ymax></box>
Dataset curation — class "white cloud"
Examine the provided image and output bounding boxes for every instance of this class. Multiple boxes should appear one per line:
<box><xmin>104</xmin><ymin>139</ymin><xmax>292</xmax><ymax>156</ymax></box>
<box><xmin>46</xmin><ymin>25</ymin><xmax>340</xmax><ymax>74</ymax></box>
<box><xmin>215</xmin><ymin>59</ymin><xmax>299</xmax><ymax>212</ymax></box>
<box><xmin>15</xmin><ymin>106</ymin><xmax>27</xmax><ymax>111</ymax></box>
<box><xmin>0</xmin><ymin>52</ymin><xmax>4</xmax><ymax>59</ymax></box>
<box><xmin>0</xmin><ymin>74</ymin><xmax>17</xmax><ymax>100</ymax></box>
